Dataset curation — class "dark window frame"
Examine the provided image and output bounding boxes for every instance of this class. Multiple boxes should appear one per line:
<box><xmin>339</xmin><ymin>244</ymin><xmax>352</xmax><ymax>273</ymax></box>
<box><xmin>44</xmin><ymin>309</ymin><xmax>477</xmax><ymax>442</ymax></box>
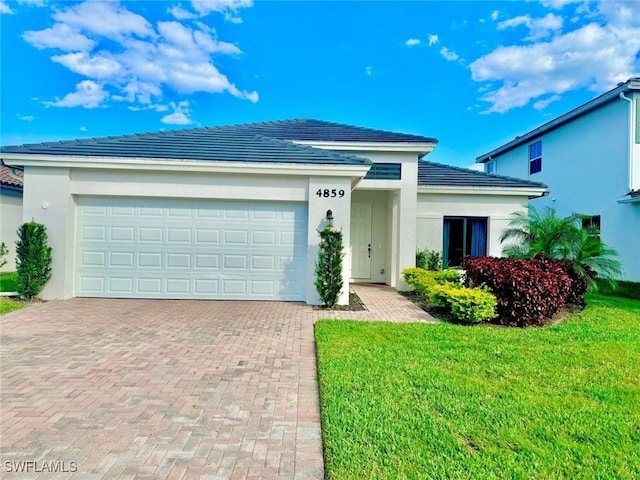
<box><xmin>443</xmin><ymin>216</ymin><xmax>488</xmax><ymax>268</ymax></box>
<box><xmin>529</xmin><ymin>140</ymin><xmax>542</xmax><ymax>175</ymax></box>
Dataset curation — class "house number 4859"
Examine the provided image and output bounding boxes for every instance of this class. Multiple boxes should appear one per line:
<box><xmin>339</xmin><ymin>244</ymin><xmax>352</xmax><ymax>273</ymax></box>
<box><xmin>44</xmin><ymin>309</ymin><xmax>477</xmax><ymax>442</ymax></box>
<box><xmin>315</xmin><ymin>189</ymin><xmax>345</xmax><ymax>198</ymax></box>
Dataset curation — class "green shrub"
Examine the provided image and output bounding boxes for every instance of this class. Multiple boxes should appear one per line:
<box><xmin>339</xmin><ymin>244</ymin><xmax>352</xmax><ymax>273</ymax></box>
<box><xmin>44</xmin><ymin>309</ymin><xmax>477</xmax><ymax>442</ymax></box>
<box><xmin>429</xmin><ymin>283</ymin><xmax>497</xmax><ymax>324</ymax></box>
<box><xmin>314</xmin><ymin>226</ymin><xmax>344</xmax><ymax>308</ymax></box>
<box><xmin>16</xmin><ymin>221</ymin><xmax>53</xmax><ymax>300</ymax></box>
<box><xmin>0</xmin><ymin>242</ymin><xmax>8</xmax><ymax>269</ymax></box>
<box><xmin>594</xmin><ymin>279</ymin><xmax>640</xmax><ymax>300</ymax></box>
<box><xmin>402</xmin><ymin>267</ymin><xmax>436</xmax><ymax>296</ymax></box>
<box><xmin>416</xmin><ymin>249</ymin><xmax>442</xmax><ymax>271</ymax></box>
<box><xmin>403</xmin><ymin>267</ymin><xmax>463</xmax><ymax>298</ymax></box>
<box><xmin>433</xmin><ymin>268</ymin><xmax>461</xmax><ymax>284</ymax></box>
<box><xmin>425</xmin><ymin>250</ymin><xmax>442</xmax><ymax>271</ymax></box>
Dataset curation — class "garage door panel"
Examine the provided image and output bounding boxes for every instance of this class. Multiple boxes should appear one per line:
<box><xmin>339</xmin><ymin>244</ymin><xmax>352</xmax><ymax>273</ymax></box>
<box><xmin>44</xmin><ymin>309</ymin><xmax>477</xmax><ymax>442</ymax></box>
<box><xmin>76</xmin><ymin>197</ymin><xmax>307</xmax><ymax>300</ymax></box>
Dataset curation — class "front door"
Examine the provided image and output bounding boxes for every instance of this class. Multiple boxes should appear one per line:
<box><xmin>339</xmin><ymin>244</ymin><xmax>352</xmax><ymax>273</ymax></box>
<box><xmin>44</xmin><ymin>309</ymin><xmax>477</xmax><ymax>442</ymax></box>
<box><xmin>350</xmin><ymin>202</ymin><xmax>372</xmax><ymax>279</ymax></box>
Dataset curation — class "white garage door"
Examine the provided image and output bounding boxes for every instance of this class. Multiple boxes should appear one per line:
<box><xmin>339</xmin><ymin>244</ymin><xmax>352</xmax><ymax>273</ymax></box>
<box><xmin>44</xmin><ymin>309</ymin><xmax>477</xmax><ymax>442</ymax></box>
<box><xmin>75</xmin><ymin>197</ymin><xmax>308</xmax><ymax>300</ymax></box>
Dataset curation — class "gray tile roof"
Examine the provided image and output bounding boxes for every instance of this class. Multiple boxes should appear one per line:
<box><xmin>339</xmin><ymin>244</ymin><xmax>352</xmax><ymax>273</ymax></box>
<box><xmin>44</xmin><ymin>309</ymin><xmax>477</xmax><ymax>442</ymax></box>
<box><xmin>418</xmin><ymin>161</ymin><xmax>547</xmax><ymax>189</ymax></box>
<box><xmin>0</xmin><ymin>119</ymin><xmax>436</xmax><ymax>166</ymax></box>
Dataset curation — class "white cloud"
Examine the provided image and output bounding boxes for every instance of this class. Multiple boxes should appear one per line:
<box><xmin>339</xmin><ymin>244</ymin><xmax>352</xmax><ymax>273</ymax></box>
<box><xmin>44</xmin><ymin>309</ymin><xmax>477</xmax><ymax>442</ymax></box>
<box><xmin>45</xmin><ymin>80</ymin><xmax>109</xmax><ymax>108</ymax></box>
<box><xmin>23</xmin><ymin>23</ymin><xmax>94</xmax><ymax>51</ymax></box>
<box><xmin>440</xmin><ymin>46</ymin><xmax>460</xmax><ymax>62</ymax></box>
<box><xmin>161</xmin><ymin>100</ymin><xmax>193</xmax><ymax>125</ymax></box>
<box><xmin>365</xmin><ymin>66</ymin><xmax>373</xmax><ymax>76</ymax></box>
<box><xmin>18</xmin><ymin>114</ymin><xmax>34</xmax><ymax>121</ymax></box>
<box><xmin>52</xmin><ymin>52</ymin><xmax>122</xmax><ymax>79</ymax></box>
<box><xmin>190</xmin><ymin>0</ymin><xmax>253</xmax><ymax>22</ymax></box>
<box><xmin>540</xmin><ymin>0</ymin><xmax>581</xmax><ymax>8</ymax></box>
<box><xmin>80</xmin><ymin>126</ymin><xmax>87</xmax><ymax>131</ymax></box>
<box><xmin>17</xmin><ymin>0</ymin><xmax>46</xmax><ymax>6</ymax></box>
<box><xmin>490</xmin><ymin>10</ymin><xmax>499</xmax><ymax>21</ymax></box>
<box><xmin>168</xmin><ymin>4</ymin><xmax>197</xmax><ymax>20</ymax></box>
<box><xmin>497</xmin><ymin>13</ymin><xmax>564</xmax><ymax>41</ymax></box>
<box><xmin>0</xmin><ymin>1</ymin><xmax>14</xmax><ymax>14</ymax></box>
<box><xmin>428</xmin><ymin>34</ymin><xmax>439</xmax><ymax>46</ymax></box>
<box><xmin>405</xmin><ymin>38</ymin><xmax>420</xmax><ymax>47</ymax></box>
<box><xmin>533</xmin><ymin>94</ymin><xmax>562</xmax><ymax>110</ymax></box>
<box><xmin>52</xmin><ymin>1</ymin><xmax>154</xmax><ymax>40</ymax></box>
<box><xmin>471</xmin><ymin>1</ymin><xmax>640</xmax><ymax>113</ymax></box>
<box><xmin>25</xmin><ymin>1</ymin><xmax>258</xmax><ymax>114</ymax></box>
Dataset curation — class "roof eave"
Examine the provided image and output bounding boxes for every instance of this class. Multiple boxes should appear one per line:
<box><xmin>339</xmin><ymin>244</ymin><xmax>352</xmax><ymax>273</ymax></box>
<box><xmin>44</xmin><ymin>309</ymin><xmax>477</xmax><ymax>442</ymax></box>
<box><xmin>1</xmin><ymin>153</ymin><xmax>372</xmax><ymax>177</ymax></box>
<box><xmin>477</xmin><ymin>78</ymin><xmax>640</xmax><ymax>163</ymax></box>
<box><xmin>418</xmin><ymin>184</ymin><xmax>548</xmax><ymax>198</ymax></box>
<box><xmin>292</xmin><ymin>140</ymin><xmax>438</xmax><ymax>156</ymax></box>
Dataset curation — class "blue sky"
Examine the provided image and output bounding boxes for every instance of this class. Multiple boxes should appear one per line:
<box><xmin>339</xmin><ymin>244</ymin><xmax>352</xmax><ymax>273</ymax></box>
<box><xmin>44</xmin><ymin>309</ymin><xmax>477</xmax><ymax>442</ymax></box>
<box><xmin>1</xmin><ymin>0</ymin><xmax>639</xmax><ymax>168</ymax></box>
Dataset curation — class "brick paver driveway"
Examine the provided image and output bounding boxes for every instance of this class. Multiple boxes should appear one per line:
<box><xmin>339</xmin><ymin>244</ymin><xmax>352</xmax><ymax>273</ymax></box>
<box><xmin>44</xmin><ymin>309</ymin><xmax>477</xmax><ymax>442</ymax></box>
<box><xmin>1</xmin><ymin>299</ymin><xmax>324</xmax><ymax>479</ymax></box>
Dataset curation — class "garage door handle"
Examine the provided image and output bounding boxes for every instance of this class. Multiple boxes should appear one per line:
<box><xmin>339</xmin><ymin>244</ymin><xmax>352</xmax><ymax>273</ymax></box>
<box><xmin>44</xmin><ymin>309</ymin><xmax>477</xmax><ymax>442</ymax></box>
<box><xmin>368</xmin><ymin>244</ymin><xmax>371</xmax><ymax>258</ymax></box>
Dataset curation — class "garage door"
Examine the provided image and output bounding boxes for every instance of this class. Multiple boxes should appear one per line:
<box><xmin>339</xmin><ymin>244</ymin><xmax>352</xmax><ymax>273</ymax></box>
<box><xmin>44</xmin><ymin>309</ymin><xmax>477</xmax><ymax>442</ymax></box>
<box><xmin>75</xmin><ymin>197</ymin><xmax>308</xmax><ymax>300</ymax></box>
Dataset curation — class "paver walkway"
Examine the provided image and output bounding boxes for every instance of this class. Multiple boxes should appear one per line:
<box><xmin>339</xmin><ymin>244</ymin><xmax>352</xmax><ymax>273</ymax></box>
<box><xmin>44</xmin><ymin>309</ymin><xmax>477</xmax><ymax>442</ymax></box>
<box><xmin>0</xmin><ymin>285</ymin><xmax>433</xmax><ymax>479</ymax></box>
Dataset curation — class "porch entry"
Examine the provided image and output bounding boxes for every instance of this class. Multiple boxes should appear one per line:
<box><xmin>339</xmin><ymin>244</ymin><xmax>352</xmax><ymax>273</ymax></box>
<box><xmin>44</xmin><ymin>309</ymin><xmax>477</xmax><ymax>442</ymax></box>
<box><xmin>350</xmin><ymin>201</ymin><xmax>372</xmax><ymax>279</ymax></box>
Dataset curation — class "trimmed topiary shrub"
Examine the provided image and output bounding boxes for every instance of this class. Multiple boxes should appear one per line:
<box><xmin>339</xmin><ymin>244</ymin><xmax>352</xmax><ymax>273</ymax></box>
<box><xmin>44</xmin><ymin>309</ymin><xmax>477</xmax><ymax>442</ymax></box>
<box><xmin>16</xmin><ymin>221</ymin><xmax>53</xmax><ymax>300</ymax></box>
<box><xmin>314</xmin><ymin>226</ymin><xmax>344</xmax><ymax>308</ymax></box>
<box><xmin>429</xmin><ymin>283</ymin><xmax>497</xmax><ymax>324</ymax></box>
<box><xmin>463</xmin><ymin>256</ymin><xmax>571</xmax><ymax>327</ymax></box>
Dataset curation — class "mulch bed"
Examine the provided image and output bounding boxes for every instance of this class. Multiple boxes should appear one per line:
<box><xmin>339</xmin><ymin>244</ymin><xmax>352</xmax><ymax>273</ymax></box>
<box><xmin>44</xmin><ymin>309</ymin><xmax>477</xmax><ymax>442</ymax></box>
<box><xmin>313</xmin><ymin>291</ymin><xmax>367</xmax><ymax>311</ymax></box>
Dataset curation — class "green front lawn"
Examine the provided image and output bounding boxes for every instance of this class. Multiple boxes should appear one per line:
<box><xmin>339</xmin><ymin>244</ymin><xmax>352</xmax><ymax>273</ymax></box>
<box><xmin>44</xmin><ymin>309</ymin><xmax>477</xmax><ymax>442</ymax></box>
<box><xmin>0</xmin><ymin>297</ymin><xmax>24</xmax><ymax>314</ymax></box>
<box><xmin>315</xmin><ymin>294</ymin><xmax>640</xmax><ymax>479</ymax></box>
<box><xmin>0</xmin><ymin>271</ymin><xmax>19</xmax><ymax>292</ymax></box>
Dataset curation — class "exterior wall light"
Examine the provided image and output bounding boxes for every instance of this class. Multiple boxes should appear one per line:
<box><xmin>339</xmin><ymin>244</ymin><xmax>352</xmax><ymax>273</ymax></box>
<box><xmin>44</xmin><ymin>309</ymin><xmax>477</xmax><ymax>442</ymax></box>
<box><xmin>325</xmin><ymin>209</ymin><xmax>334</xmax><ymax>228</ymax></box>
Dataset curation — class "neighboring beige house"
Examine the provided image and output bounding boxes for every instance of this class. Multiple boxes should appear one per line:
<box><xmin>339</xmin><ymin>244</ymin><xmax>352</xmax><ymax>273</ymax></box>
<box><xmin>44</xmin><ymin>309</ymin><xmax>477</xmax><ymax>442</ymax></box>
<box><xmin>0</xmin><ymin>119</ymin><xmax>546</xmax><ymax>304</ymax></box>
<box><xmin>0</xmin><ymin>162</ymin><xmax>24</xmax><ymax>272</ymax></box>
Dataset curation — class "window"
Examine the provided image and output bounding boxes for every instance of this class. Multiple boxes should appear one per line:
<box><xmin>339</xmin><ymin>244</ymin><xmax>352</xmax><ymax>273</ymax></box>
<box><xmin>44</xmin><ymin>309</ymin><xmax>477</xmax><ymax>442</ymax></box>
<box><xmin>486</xmin><ymin>161</ymin><xmax>496</xmax><ymax>175</ymax></box>
<box><xmin>581</xmin><ymin>215</ymin><xmax>601</xmax><ymax>236</ymax></box>
<box><xmin>529</xmin><ymin>140</ymin><xmax>542</xmax><ymax>174</ymax></box>
<box><xmin>443</xmin><ymin>217</ymin><xmax>487</xmax><ymax>267</ymax></box>
<box><xmin>364</xmin><ymin>163</ymin><xmax>402</xmax><ymax>180</ymax></box>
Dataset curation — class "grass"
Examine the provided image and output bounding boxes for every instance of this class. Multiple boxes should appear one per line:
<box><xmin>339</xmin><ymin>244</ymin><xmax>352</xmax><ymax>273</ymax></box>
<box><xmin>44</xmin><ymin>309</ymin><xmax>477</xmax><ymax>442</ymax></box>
<box><xmin>0</xmin><ymin>297</ymin><xmax>24</xmax><ymax>314</ymax></box>
<box><xmin>0</xmin><ymin>271</ymin><xmax>19</xmax><ymax>293</ymax></box>
<box><xmin>315</xmin><ymin>294</ymin><xmax>640</xmax><ymax>479</ymax></box>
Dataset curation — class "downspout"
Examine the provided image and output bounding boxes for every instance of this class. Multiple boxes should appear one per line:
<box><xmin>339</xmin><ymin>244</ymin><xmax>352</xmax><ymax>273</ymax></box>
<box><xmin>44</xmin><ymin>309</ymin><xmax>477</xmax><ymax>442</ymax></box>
<box><xmin>619</xmin><ymin>92</ymin><xmax>634</xmax><ymax>192</ymax></box>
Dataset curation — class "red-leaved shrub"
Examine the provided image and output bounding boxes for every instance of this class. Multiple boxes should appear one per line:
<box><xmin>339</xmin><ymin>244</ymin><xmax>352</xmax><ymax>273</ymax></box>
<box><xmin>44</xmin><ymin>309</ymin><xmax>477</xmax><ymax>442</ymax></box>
<box><xmin>549</xmin><ymin>258</ymin><xmax>590</xmax><ymax>308</ymax></box>
<box><xmin>463</xmin><ymin>257</ymin><xmax>571</xmax><ymax>327</ymax></box>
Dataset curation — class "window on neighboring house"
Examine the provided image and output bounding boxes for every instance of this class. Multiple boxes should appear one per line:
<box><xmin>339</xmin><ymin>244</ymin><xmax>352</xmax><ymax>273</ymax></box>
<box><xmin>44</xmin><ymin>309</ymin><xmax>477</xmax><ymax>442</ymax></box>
<box><xmin>529</xmin><ymin>140</ymin><xmax>542</xmax><ymax>174</ymax></box>
<box><xmin>581</xmin><ymin>215</ymin><xmax>601</xmax><ymax>237</ymax></box>
<box><xmin>443</xmin><ymin>217</ymin><xmax>487</xmax><ymax>267</ymax></box>
<box><xmin>486</xmin><ymin>161</ymin><xmax>496</xmax><ymax>175</ymax></box>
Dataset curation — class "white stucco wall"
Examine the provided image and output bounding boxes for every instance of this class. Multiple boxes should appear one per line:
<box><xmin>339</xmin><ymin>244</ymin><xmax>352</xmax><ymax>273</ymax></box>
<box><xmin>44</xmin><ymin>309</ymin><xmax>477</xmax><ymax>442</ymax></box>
<box><xmin>0</xmin><ymin>191</ymin><xmax>23</xmax><ymax>272</ymax></box>
<box><xmin>417</xmin><ymin>193</ymin><xmax>529</xmax><ymax>259</ymax></box>
<box><xmin>488</xmin><ymin>97</ymin><xmax>640</xmax><ymax>281</ymax></box>
<box><xmin>21</xmin><ymin>165</ymin><xmax>358</xmax><ymax>304</ymax></box>
<box><xmin>348</xmin><ymin>150</ymin><xmax>421</xmax><ymax>289</ymax></box>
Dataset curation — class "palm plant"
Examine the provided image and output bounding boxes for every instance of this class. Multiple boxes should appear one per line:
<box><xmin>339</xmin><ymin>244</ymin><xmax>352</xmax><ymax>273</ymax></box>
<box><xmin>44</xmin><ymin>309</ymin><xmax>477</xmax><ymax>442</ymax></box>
<box><xmin>500</xmin><ymin>205</ymin><xmax>623</xmax><ymax>286</ymax></box>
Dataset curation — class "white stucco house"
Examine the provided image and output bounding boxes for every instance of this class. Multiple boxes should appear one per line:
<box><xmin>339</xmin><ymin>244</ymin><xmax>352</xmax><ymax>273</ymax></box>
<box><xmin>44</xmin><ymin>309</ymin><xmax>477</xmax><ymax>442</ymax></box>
<box><xmin>1</xmin><ymin>119</ymin><xmax>545</xmax><ymax>304</ymax></box>
<box><xmin>477</xmin><ymin>78</ymin><xmax>640</xmax><ymax>282</ymax></box>
<box><xmin>0</xmin><ymin>162</ymin><xmax>24</xmax><ymax>272</ymax></box>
